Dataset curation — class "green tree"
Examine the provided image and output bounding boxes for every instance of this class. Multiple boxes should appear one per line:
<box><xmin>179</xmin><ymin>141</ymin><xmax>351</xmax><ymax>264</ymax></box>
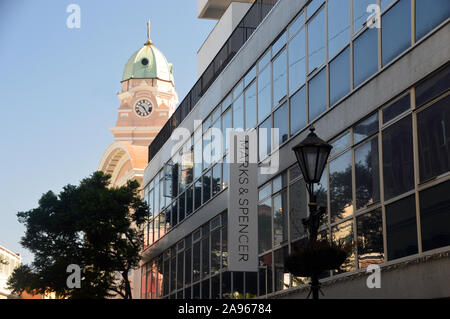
<box><xmin>7</xmin><ymin>171</ymin><xmax>148</xmax><ymax>299</ymax></box>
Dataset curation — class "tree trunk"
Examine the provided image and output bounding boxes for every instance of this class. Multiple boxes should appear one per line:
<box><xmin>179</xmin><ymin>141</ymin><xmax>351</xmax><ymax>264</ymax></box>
<box><xmin>122</xmin><ymin>271</ymin><xmax>132</xmax><ymax>299</ymax></box>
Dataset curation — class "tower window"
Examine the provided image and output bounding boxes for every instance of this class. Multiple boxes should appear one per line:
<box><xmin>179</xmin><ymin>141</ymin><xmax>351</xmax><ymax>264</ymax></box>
<box><xmin>142</xmin><ymin>58</ymin><xmax>149</xmax><ymax>66</ymax></box>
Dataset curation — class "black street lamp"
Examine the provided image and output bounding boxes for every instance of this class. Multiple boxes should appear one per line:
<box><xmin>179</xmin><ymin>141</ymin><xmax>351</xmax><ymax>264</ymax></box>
<box><xmin>291</xmin><ymin>126</ymin><xmax>332</xmax><ymax>299</ymax></box>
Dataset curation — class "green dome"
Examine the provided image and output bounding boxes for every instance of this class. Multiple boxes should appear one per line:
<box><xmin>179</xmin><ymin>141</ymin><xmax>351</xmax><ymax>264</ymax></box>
<box><xmin>122</xmin><ymin>43</ymin><xmax>174</xmax><ymax>83</ymax></box>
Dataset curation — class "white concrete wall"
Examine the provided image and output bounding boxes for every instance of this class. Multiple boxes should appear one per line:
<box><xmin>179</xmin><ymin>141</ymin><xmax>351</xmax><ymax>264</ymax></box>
<box><xmin>197</xmin><ymin>2</ymin><xmax>253</xmax><ymax>77</ymax></box>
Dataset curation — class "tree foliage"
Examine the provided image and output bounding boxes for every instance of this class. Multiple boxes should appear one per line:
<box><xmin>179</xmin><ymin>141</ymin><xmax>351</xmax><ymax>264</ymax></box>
<box><xmin>7</xmin><ymin>171</ymin><xmax>148</xmax><ymax>299</ymax></box>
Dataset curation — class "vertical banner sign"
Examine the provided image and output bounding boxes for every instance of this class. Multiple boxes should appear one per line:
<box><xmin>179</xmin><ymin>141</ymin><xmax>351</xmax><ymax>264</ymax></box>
<box><xmin>228</xmin><ymin>131</ymin><xmax>258</xmax><ymax>272</ymax></box>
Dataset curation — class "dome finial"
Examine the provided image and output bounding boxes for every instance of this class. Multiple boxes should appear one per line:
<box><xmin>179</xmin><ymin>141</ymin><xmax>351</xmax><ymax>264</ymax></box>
<box><xmin>145</xmin><ymin>20</ymin><xmax>152</xmax><ymax>45</ymax></box>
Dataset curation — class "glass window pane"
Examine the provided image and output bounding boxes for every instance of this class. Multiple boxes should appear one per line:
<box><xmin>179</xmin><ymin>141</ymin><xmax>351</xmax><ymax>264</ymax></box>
<box><xmin>212</xmin><ymin>163</ymin><xmax>221</xmax><ymax>196</ymax></box>
<box><xmin>184</xmin><ymin>248</ymin><xmax>191</xmax><ymax>285</ymax></box>
<box><xmin>258</xmin><ymin>253</ymin><xmax>273</xmax><ymax>296</ymax></box>
<box><xmin>201</xmin><ymin>237</ymin><xmax>210</xmax><ymax>278</ymax></box>
<box><xmin>193</xmin><ymin>241</ymin><xmax>200</xmax><ymax>282</ymax></box>
<box><xmin>289</xmin><ymin>12</ymin><xmax>305</xmax><ymax>38</ymax></box>
<box><xmin>353</xmin><ymin>0</ymin><xmax>373</xmax><ymax>34</ymax></box>
<box><xmin>355</xmin><ymin>138</ymin><xmax>380</xmax><ymax>210</ymax></box>
<box><xmin>273</xmin><ymin>49</ymin><xmax>287</xmax><ymax>107</ymax></box>
<box><xmin>222</xmin><ymin>226</ymin><xmax>228</xmax><ymax>269</ymax></box>
<box><xmin>233</xmin><ymin>94</ymin><xmax>244</xmax><ymax>130</ymax></box>
<box><xmin>177</xmin><ymin>252</ymin><xmax>183</xmax><ymax>290</ymax></box>
<box><xmin>273</xmin><ymin>102</ymin><xmax>288</xmax><ymax>145</ymax></box>
<box><xmin>221</xmin><ymin>272</ymin><xmax>231</xmax><ymax>299</ymax></box>
<box><xmin>415</xmin><ymin>65</ymin><xmax>450</xmax><ymax>108</ymax></box>
<box><xmin>274</xmin><ymin>247</ymin><xmax>289</xmax><ymax>292</ymax></box>
<box><xmin>329</xmin><ymin>46</ymin><xmax>350</xmax><ymax>106</ymax></box>
<box><xmin>307</xmin><ymin>8</ymin><xmax>326</xmax><ymax>73</ymax></box>
<box><xmin>357</xmin><ymin>209</ymin><xmax>384</xmax><ymax>268</ymax></box>
<box><xmin>211</xmin><ymin>275</ymin><xmax>220</xmax><ymax>299</ymax></box>
<box><xmin>245</xmin><ymin>272</ymin><xmax>258</xmax><ymax>298</ymax></box>
<box><xmin>258</xmin><ymin>50</ymin><xmax>271</xmax><ymax>71</ymax></box>
<box><xmin>272</xmin><ymin>32</ymin><xmax>286</xmax><ymax>57</ymax></box>
<box><xmin>420</xmin><ymin>180</ymin><xmax>450</xmax><ymax>251</ymax></box>
<box><xmin>381</xmin><ymin>0</ymin><xmax>394</xmax><ymax>11</ymax></box>
<box><xmin>353</xmin><ymin>28</ymin><xmax>378</xmax><ymax>87</ymax></box>
<box><xmin>415</xmin><ymin>0</ymin><xmax>450</xmax><ymax>41</ymax></box>
<box><xmin>383</xmin><ymin>94</ymin><xmax>410</xmax><ymax>124</ymax></box>
<box><xmin>330</xmin><ymin>151</ymin><xmax>353</xmax><ymax>223</ymax></box>
<box><xmin>332</xmin><ymin>220</ymin><xmax>355</xmax><ymax>274</ymax></box>
<box><xmin>308</xmin><ymin>67</ymin><xmax>327</xmax><ymax>121</ymax></box>
<box><xmin>328</xmin><ymin>0</ymin><xmax>350</xmax><ymax>58</ymax></box>
<box><xmin>245</xmin><ymin>82</ymin><xmax>257</xmax><ymax>130</ymax></box>
<box><xmin>258</xmin><ymin>66</ymin><xmax>272</xmax><ymax>123</ymax></box>
<box><xmin>186</xmin><ymin>186</ymin><xmax>193</xmax><ymax>216</ymax></box>
<box><xmin>211</xmin><ymin>228</ymin><xmax>221</xmax><ymax>274</ymax></box>
<box><xmin>222</xmin><ymin>107</ymin><xmax>232</xmax><ymax>153</ymax></box>
<box><xmin>272</xmin><ymin>173</ymin><xmax>287</xmax><ymax>194</ymax></box>
<box><xmin>289</xmin><ymin>178</ymin><xmax>307</xmax><ymax>240</ymax></box>
<box><xmin>290</xmin><ymin>86</ymin><xmax>306</xmax><ymax>135</ymax></box>
<box><xmin>232</xmin><ymin>272</ymin><xmax>244</xmax><ymax>298</ymax></box>
<box><xmin>178</xmin><ymin>193</ymin><xmax>185</xmax><ymax>222</ymax></box>
<box><xmin>382</xmin><ymin>115</ymin><xmax>414</xmax><ymax>200</ymax></box>
<box><xmin>259</xmin><ymin>183</ymin><xmax>271</xmax><ymax>201</ymax></box>
<box><xmin>331</xmin><ymin>131</ymin><xmax>350</xmax><ymax>157</ymax></box>
<box><xmin>354</xmin><ymin>113</ymin><xmax>379</xmax><ymax>144</ymax></box>
<box><xmin>382</xmin><ymin>0</ymin><xmax>411</xmax><ymax>66</ymax></box>
<box><xmin>259</xmin><ymin>117</ymin><xmax>272</xmax><ymax>161</ymax></box>
<box><xmin>273</xmin><ymin>192</ymin><xmax>288</xmax><ymax>246</ymax></box>
<box><xmin>203</xmin><ymin>171</ymin><xmax>211</xmax><ymax>203</ymax></box>
<box><xmin>244</xmin><ymin>65</ymin><xmax>256</xmax><ymax>87</ymax></box>
<box><xmin>307</xmin><ymin>0</ymin><xmax>325</xmax><ymax>19</ymax></box>
<box><xmin>386</xmin><ymin>195</ymin><xmax>418</xmax><ymax>260</ymax></box>
<box><xmin>417</xmin><ymin>95</ymin><xmax>450</xmax><ymax>182</ymax></box>
<box><xmin>258</xmin><ymin>198</ymin><xmax>272</xmax><ymax>253</ymax></box>
<box><xmin>288</xmin><ymin>28</ymin><xmax>306</xmax><ymax>94</ymax></box>
<box><xmin>194</xmin><ymin>179</ymin><xmax>202</xmax><ymax>210</ymax></box>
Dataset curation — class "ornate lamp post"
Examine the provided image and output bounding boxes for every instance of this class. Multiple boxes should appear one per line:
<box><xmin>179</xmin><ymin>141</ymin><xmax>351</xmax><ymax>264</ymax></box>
<box><xmin>290</xmin><ymin>126</ymin><xmax>332</xmax><ymax>299</ymax></box>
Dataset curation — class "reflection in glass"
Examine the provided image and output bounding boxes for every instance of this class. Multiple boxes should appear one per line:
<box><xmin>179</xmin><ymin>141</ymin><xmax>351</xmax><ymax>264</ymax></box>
<box><xmin>211</xmin><ymin>228</ymin><xmax>221</xmax><ymax>274</ymax></box>
<box><xmin>330</xmin><ymin>151</ymin><xmax>353</xmax><ymax>223</ymax></box>
<box><xmin>258</xmin><ymin>117</ymin><xmax>271</xmax><ymax>161</ymax></box>
<box><xmin>193</xmin><ymin>241</ymin><xmax>200</xmax><ymax>282</ymax></box>
<box><xmin>382</xmin><ymin>0</ymin><xmax>411</xmax><ymax>66</ymax></box>
<box><xmin>289</xmin><ymin>28</ymin><xmax>306</xmax><ymax>94</ymax></box>
<box><xmin>258</xmin><ymin>66</ymin><xmax>271</xmax><ymax>123</ymax></box>
<box><xmin>245</xmin><ymin>272</ymin><xmax>258</xmax><ymax>299</ymax></box>
<box><xmin>212</xmin><ymin>163</ymin><xmax>221</xmax><ymax>196</ymax></box>
<box><xmin>203</xmin><ymin>170</ymin><xmax>211</xmax><ymax>203</ymax></box>
<box><xmin>308</xmin><ymin>67</ymin><xmax>327</xmax><ymax>121</ymax></box>
<box><xmin>415</xmin><ymin>65</ymin><xmax>450</xmax><ymax>108</ymax></box>
<box><xmin>290</xmin><ymin>86</ymin><xmax>306</xmax><ymax>136</ymax></box>
<box><xmin>354</xmin><ymin>113</ymin><xmax>378</xmax><ymax>144</ymax></box>
<box><xmin>272</xmin><ymin>32</ymin><xmax>286</xmax><ymax>58</ymax></box>
<box><xmin>273</xmin><ymin>50</ymin><xmax>287</xmax><ymax>106</ymax></box>
<box><xmin>383</xmin><ymin>94</ymin><xmax>410</xmax><ymax>124</ymax></box>
<box><xmin>194</xmin><ymin>179</ymin><xmax>202</xmax><ymax>210</ymax></box>
<box><xmin>185</xmin><ymin>248</ymin><xmax>191</xmax><ymax>286</ymax></box>
<box><xmin>274</xmin><ymin>247</ymin><xmax>289</xmax><ymax>292</ymax></box>
<box><xmin>353</xmin><ymin>28</ymin><xmax>378</xmax><ymax>87</ymax></box>
<box><xmin>353</xmin><ymin>0</ymin><xmax>373</xmax><ymax>33</ymax></box>
<box><xmin>233</xmin><ymin>94</ymin><xmax>244</xmax><ymax>130</ymax></box>
<box><xmin>258</xmin><ymin>253</ymin><xmax>273</xmax><ymax>296</ymax></box>
<box><xmin>416</xmin><ymin>0</ymin><xmax>450</xmax><ymax>41</ymax></box>
<box><xmin>357</xmin><ymin>209</ymin><xmax>384</xmax><ymax>268</ymax></box>
<box><xmin>289</xmin><ymin>178</ymin><xmax>307</xmax><ymax>240</ymax></box>
<box><xmin>273</xmin><ymin>102</ymin><xmax>288</xmax><ymax>145</ymax></box>
<box><xmin>328</xmin><ymin>0</ymin><xmax>350</xmax><ymax>59</ymax></box>
<box><xmin>355</xmin><ymin>138</ymin><xmax>380</xmax><ymax>209</ymax></box>
<box><xmin>332</xmin><ymin>220</ymin><xmax>355</xmax><ymax>274</ymax></box>
<box><xmin>273</xmin><ymin>192</ymin><xmax>288</xmax><ymax>247</ymax></box>
<box><xmin>330</xmin><ymin>47</ymin><xmax>350</xmax><ymax>106</ymax></box>
<box><xmin>307</xmin><ymin>8</ymin><xmax>326</xmax><ymax>73</ymax></box>
<box><xmin>331</xmin><ymin>132</ymin><xmax>350</xmax><ymax>157</ymax></box>
<box><xmin>417</xmin><ymin>96</ymin><xmax>450</xmax><ymax>182</ymax></box>
<box><xmin>382</xmin><ymin>115</ymin><xmax>414</xmax><ymax>200</ymax></box>
<box><xmin>420</xmin><ymin>180</ymin><xmax>450</xmax><ymax>251</ymax></box>
<box><xmin>258</xmin><ymin>198</ymin><xmax>272</xmax><ymax>253</ymax></box>
<box><xmin>386</xmin><ymin>195</ymin><xmax>418</xmax><ymax>260</ymax></box>
<box><xmin>222</xmin><ymin>272</ymin><xmax>231</xmax><ymax>299</ymax></box>
<box><xmin>307</xmin><ymin>0</ymin><xmax>324</xmax><ymax>18</ymax></box>
<box><xmin>245</xmin><ymin>82</ymin><xmax>257</xmax><ymax>130</ymax></box>
<box><xmin>202</xmin><ymin>279</ymin><xmax>210</xmax><ymax>298</ymax></box>
<box><xmin>232</xmin><ymin>272</ymin><xmax>244</xmax><ymax>299</ymax></box>
<box><xmin>202</xmin><ymin>236</ymin><xmax>209</xmax><ymax>279</ymax></box>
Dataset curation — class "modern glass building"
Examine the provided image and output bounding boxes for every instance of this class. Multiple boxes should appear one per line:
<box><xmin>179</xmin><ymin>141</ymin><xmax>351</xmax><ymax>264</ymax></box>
<box><xmin>139</xmin><ymin>0</ymin><xmax>450</xmax><ymax>299</ymax></box>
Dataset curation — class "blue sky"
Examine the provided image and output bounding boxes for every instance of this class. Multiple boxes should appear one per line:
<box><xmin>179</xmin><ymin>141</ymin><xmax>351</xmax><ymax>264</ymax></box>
<box><xmin>0</xmin><ymin>0</ymin><xmax>216</xmax><ymax>264</ymax></box>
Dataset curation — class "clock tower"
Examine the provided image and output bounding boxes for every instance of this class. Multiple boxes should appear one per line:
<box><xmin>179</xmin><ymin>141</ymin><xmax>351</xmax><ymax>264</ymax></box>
<box><xmin>99</xmin><ymin>21</ymin><xmax>178</xmax><ymax>187</ymax></box>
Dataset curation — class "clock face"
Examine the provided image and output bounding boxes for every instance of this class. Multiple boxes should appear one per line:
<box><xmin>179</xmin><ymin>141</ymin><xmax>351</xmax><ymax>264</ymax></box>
<box><xmin>134</xmin><ymin>99</ymin><xmax>153</xmax><ymax>118</ymax></box>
